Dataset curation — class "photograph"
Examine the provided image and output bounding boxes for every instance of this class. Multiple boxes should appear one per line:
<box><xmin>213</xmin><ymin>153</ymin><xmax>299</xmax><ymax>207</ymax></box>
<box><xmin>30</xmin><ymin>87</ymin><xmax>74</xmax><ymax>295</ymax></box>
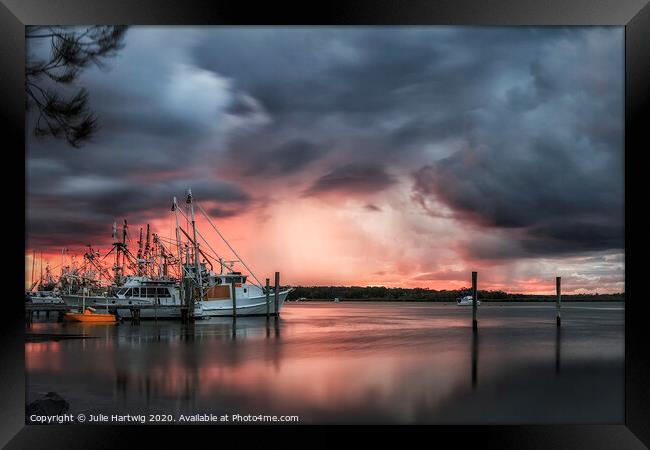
<box><xmin>22</xmin><ymin>25</ymin><xmax>627</xmax><ymax>427</ymax></box>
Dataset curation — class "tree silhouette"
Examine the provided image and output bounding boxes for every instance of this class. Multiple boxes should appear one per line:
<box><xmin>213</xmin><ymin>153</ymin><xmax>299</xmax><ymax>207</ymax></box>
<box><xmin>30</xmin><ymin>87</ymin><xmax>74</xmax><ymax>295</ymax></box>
<box><xmin>25</xmin><ymin>26</ymin><xmax>128</xmax><ymax>148</ymax></box>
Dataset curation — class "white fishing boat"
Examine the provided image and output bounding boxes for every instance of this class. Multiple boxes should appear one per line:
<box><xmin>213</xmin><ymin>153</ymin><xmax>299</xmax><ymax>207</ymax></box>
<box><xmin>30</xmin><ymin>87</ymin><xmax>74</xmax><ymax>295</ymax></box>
<box><xmin>172</xmin><ymin>191</ymin><xmax>292</xmax><ymax>317</ymax></box>
<box><xmin>26</xmin><ymin>290</ymin><xmax>63</xmax><ymax>304</ymax></box>
<box><xmin>457</xmin><ymin>295</ymin><xmax>480</xmax><ymax>306</ymax></box>
<box><xmin>62</xmin><ymin>277</ymin><xmax>203</xmax><ymax>319</ymax></box>
<box><xmin>26</xmin><ymin>260</ymin><xmax>64</xmax><ymax>304</ymax></box>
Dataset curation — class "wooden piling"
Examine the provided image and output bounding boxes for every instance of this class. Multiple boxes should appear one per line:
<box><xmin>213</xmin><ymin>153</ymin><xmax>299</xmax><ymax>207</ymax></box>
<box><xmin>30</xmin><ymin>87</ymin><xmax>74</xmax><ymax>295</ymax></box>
<box><xmin>556</xmin><ymin>276</ymin><xmax>561</xmax><ymax>327</ymax></box>
<box><xmin>472</xmin><ymin>271</ymin><xmax>478</xmax><ymax>331</ymax></box>
<box><xmin>231</xmin><ymin>279</ymin><xmax>237</xmax><ymax>320</ymax></box>
<box><xmin>274</xmin><ymin>271</ymin><xmax>280</xmax><ymax>317</ymax></box>
<box><xmin>265</xmin><ymin>278</ymin><xmax>270</xmax><ymax>320</ymax></box>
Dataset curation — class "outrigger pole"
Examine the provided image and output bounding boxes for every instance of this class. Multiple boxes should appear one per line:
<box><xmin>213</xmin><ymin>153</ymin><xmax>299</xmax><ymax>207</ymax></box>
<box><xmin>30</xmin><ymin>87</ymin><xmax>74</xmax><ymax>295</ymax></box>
<box><xmin>172</xmin><ymin>200</ymin><xmax>266</xmax><ymax>291</ymax></box>
<box><xmin>172</xmin><ymin>206</ymin><xmax>228</xmax><ymax>274</ymax></box>
<box><xmin>195</xmin><ymin>200</ymin><xmax>265</xmax><ymax>290</ymax></box>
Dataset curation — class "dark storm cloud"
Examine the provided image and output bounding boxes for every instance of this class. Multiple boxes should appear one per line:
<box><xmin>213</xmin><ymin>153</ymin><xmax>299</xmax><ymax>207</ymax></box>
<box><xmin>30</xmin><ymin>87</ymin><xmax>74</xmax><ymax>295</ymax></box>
<box><xmin>303</xmin><ymin>163</ymin><xmax>396</xmax><ymax>196</ymax></box>
<box><xmin>27</xmin><ymin>172</ymin><xmax>252</xmax><ymax>248</ymax></box>
<box><xmin>411</xmin><ymin>27</ymin><xmax>625</xmax><ymax>259</ymax></box>
<box><xmin>236</xmin><ymin>139</ymin><xmax>325</xmax><ymax>176</ymax></box>
<box><xmin>26</xmin><ymin>26</ymin><xmax>623</xmax><ymax>261</ymax></box>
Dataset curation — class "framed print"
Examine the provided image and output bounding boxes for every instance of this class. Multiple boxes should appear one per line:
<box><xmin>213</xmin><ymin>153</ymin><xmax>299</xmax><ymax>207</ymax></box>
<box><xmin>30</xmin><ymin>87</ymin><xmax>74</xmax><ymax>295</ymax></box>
<box><xmin>1</xmin><ymin>0</ymin><xmax>648</xmax><ymax>448</ymax></box>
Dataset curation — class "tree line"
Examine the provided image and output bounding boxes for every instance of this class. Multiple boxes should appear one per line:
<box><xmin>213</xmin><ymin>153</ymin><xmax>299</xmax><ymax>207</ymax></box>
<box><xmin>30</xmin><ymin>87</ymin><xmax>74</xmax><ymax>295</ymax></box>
<box><xmin>286</xmin><ymin>286</ymin><xmax>624</xmax><ymax>302</ymax></box>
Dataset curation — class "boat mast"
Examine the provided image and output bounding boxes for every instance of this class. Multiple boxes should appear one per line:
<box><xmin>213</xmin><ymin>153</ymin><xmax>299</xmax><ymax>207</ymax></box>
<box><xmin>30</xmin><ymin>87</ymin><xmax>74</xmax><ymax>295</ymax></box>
<box><xmin>172</xmin><ymin>197</ymin><xmax>185</xmax><ymax>304</ymax></box>
<box><xmin>146</xmin><ymin>224</ymin><xmax>152</xmax><ymax>278</ymax></box>
<box><xmin>137</xmin><ymin>227</ymin><xmax>144</xmax><ymax>276</ymax></box>
<box><xmin>121</xmin><ymin>219</ymin><xmax>128</xmax><ymax>282</ymax></box>
<box><xmin>186</xmin><ymin>189</ymin><xmax>204</xmax><ymax>301</ymax></box>
<box><xmin>31</xmin><ymin>249</ymin><xmax>36</xmax><ymax>291</ymax></box>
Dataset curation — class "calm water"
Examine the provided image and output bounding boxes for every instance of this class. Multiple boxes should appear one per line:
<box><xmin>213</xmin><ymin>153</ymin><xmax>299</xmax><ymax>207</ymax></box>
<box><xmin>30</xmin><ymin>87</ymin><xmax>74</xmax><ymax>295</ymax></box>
<box><xmin>25</xmin><ymin>302</ymin><xmax>624</xmax><ymax>424</ymax></box>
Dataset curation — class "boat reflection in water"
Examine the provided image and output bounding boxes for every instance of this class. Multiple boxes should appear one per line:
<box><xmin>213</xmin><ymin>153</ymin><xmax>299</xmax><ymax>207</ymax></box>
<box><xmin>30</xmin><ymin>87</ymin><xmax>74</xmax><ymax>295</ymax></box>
<box><xmin>26</xmin><ymin>302</ymin><xmax>623</xmax><ymax>424</ymax></box>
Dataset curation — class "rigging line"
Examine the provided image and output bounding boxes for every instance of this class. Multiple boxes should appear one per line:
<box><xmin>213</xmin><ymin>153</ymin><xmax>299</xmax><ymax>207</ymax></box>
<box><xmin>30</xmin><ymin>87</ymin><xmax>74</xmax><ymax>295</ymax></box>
<box><xmin>173</xmin><ymin>205</ymin><xmax>227</xmax><ymax>267</ymax></box>
<box><xmin>195</xmin><ymin>200</ymin><xmax>265</xmax><ymax>290</ymax></box>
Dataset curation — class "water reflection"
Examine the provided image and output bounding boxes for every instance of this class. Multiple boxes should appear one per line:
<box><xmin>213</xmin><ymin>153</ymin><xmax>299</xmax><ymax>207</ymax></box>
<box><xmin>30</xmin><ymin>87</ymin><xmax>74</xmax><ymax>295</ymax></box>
<box><xmin>26</xmin><ymin>302</ymin><xmax>623</xmax><ymax>423</ymax></box>
<box><xmin>555</xmin><ymin>324</ymin><xmax>561</xmax><ymax>374</ymax></box>
<box><xmin>471</xmin><ymin>330</ymin><xmax>478</xmax><ymax>389</ymax></box>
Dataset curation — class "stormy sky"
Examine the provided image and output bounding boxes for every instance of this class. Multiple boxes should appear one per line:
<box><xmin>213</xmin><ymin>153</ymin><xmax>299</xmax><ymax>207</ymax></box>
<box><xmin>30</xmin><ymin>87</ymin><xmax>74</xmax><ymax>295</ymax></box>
<box><xmin>26</xmin><ymin>26</ymin><xmax>624</xmax><ymax>293</ymax></box>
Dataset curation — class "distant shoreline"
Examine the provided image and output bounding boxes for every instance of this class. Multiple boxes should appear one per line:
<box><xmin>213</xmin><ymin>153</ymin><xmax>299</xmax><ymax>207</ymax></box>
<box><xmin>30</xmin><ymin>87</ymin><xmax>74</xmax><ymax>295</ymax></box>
<box><xmin>287</xmin><ymin>287</ymin><xmax>624</xmax><ymax>302</ymax></box>
<box><xmin>291</xmin><ymin>298</ymin><xmax>624</xmax><ymax>303</ymax></box>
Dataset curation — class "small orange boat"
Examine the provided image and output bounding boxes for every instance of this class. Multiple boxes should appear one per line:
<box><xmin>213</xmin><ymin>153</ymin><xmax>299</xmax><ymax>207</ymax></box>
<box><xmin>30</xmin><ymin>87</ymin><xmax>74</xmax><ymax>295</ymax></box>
<box><xmin>64</xmin><ymin>307</ymin><xmax>117</xmax><ymax>323</ymax></box>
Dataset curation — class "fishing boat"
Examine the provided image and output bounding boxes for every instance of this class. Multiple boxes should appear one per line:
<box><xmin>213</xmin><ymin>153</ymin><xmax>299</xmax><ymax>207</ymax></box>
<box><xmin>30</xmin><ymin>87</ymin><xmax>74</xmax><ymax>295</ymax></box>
<box><xmin>199</xmin><ymin>268</ymin><xmax>290</xmax><ymax>316</ymax></box>
<box><xmin>112</xmin><ymin>276</ymin><xmax>203</xmax><ymax>319</ymax></box>
<box><xmin>172</xmin><ymin>191</ymin><xmax>292</xmax><ymax>317</ymax></box>
<box><xmin>457</xmin><ymin>295</ymin><xmax>480</xmax><ymax>306</ymax></box>
<box><xmin>64</xmin><ymin>307</ymin><xmax>117</xmax><ymax>323</ymax></box>
<box><xmin>26</xmin><ymin>290</ymin><xmax>63</xmax><ymax>304</ymax></box>
<box><xmin>58</xmin><ymin>188</ymin><xmax>292</xmax><ymax>319</ymax></box>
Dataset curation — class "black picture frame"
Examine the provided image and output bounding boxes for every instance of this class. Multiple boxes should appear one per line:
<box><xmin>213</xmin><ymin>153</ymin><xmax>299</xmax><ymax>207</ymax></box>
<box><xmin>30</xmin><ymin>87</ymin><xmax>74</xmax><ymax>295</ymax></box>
<box><xmin>2</xmin><ymin>0</ymin><xmax>648</xmax><ymax>447</ymax></box>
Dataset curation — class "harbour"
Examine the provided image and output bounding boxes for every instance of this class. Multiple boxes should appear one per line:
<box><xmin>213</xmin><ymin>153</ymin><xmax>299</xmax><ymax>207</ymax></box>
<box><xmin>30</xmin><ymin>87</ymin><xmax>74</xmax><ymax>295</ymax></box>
<box><xmin>26</xmin><ymin>190</ymin><xmax>289</xmax><ymax>323</ymax></box>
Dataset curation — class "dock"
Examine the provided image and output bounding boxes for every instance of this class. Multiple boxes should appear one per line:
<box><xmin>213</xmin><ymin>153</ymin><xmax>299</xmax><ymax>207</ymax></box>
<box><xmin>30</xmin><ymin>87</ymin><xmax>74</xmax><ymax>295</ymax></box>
<box><xmin>25</xmin><ymin>303</ymin><xmax>193</xmax><ymax>323</ymax></box>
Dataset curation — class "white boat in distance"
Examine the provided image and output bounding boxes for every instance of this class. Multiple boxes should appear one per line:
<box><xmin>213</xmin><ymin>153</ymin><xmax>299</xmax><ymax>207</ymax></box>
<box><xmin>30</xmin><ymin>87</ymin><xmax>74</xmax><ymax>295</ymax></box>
<box><xmin>457</xmin><ymin>295</ymin><xmax>480</xmax><ymax>306</ymax></box>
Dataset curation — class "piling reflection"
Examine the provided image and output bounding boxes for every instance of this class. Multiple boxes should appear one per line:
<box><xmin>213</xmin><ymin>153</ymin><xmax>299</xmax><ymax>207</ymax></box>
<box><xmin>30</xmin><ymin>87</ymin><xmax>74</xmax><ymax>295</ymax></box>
<box><xmin>555</xmin><ymin>324</ymin><xmax>561</xmax><ymax>374</ymax></box>
<box><xmin>471</xmin><ymin>330</ymin><xmax>479</xmax><ymax>389</ymax></box>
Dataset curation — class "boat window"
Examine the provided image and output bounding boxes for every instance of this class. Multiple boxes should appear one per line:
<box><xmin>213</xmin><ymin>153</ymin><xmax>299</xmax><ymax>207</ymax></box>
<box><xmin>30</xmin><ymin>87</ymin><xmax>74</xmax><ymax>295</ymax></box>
<box><xmin>215</xmin><ymin>277</ymin><xmax>222</xmax><ymax>285</ymax></box>
<box><xmin>157</xmin><ymin>287</ymin><xmax>169</xmax><ymax>297</ymax></box>
<box><xmin>242</xmin><ymin>276</ymin><xmax>247</xmax><ymax>283</ymax></box>
<box><xmin>124</xmin><ymin>289</ymin><xmax>132</xmax><ymax>298</ymax></box>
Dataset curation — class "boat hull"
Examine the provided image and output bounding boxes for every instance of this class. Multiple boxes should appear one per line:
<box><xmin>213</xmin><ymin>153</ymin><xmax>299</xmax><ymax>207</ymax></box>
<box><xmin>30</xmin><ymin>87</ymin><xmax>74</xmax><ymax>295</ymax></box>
<box><xmin>61</xmin><ymin>294</ymin><xmax>114</xmax><ymax>308</ymax></box>
<box><xmin>200</xmin><ymin>290</ymin><xmax>290</xmax><ymax>317</ymax></box>
<box><xmin>62</xmin><ymin>290</ymin><xmax>291</xmax><ymax>319</ymax></box>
